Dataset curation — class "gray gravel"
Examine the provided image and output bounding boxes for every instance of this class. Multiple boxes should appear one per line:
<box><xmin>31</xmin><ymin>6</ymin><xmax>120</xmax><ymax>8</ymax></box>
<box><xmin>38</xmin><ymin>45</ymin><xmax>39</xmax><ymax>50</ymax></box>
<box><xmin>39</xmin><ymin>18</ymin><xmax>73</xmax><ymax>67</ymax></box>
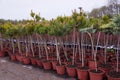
<box><xmin>0</xmin><ymin>57</ymin><xmax>76</xmax><ymax>80</ymax></box>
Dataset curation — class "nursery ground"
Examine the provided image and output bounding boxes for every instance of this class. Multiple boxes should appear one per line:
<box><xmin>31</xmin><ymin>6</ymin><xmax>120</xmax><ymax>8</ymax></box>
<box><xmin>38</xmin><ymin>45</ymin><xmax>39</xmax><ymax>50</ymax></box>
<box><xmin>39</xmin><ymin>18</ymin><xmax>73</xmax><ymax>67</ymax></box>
<box><xmin>0</xmin><ymin>57</ymin><xmax>76</xmax><ymax>80</ymax></box>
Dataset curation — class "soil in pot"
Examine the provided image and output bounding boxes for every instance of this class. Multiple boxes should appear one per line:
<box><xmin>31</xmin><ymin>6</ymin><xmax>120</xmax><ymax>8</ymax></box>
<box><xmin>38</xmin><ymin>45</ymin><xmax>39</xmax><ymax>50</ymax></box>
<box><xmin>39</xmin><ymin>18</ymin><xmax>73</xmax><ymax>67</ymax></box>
<box><xmin>66</xmin><ymin>64</ymin><xmax>77</xmax><ymax>77</ymax></box>
<box><xmin>107</xmin><ymin>70</ymin><xmax>120</xmax><ymax>80</ymax></box>
<box><xmin>56</xmin><ymin>63</ymin><xmax>66</xmax><ymax>75</ymax></box>
<box><xmin>77</xmin><ymin>66</ymin><xmax>89</xmax><ymax>80</ymax></box>
<box><xmin>110</xmin><ymin>57</ymin><xmax>120</xmax><ymax>64</ymax></box>
<box><xmin>48</xmin><ymin>56</ymin><xmax>52</xmax><ymax>61</ymax></box>
<box><xmin>63</xmin><ymin>59</ymin><xmax>72</xmax><ymax>65</ymax></box>
<box><xmin>98</xmin><ymin>63</ymin><xmax>112</xmax><ymax>73</ymax></box>
<box><xmin>113</xmin><ymin>64</ymin><xmax>120</xmax><ymax>72</ymax></box>
<box><xmin>51</xmin><ymin>56</ymin><xmax>57</xmax><ymax>61</ymax></box>
<box><xmin>89</xmin><ymin>69</ymin><xmax>105</xmax><ymax>80</ymax></box>
<box><xmin>75</xmin><ymin>60</ymin><xmax>88</xmax><ymax>67</ymax></box>
<box><xmin>42</xmin><ymin>60</ymin><xmax>52</xmax><ymax>70</ymax></box>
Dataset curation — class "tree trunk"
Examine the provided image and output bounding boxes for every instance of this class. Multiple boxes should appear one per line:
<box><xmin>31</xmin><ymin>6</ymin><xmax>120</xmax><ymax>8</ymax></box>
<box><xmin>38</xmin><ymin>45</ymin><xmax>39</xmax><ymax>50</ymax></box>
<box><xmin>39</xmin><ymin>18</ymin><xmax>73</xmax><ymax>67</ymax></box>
<box><xmin>0</xmin><ymin>33</ymin><xmax>3</xmax><ymax>51</ymax></box>
<box><xmin>17</xmin><ymin>38</ymin><xmax>22</xmax><ymax>54</ymax></box>
<box><xmin>37</xmin><ymin>35</ymin><xmax>41</xmax><ymax>58</ymax></box>
<box><xmin>30</xmin><ymin>35</ymin><xmax>35</xmax><ymax>57</ymax></box>
<box><xmin>12</xmin><ymin>38</ymin><xmax>15</xmax><ymax>54</ymax></box>
<box><xmin>72</xmin><ymin>26</ymin><xmax>76</xmax><ymax>65</ymax></box>
<box><xmin>44</xmin><ymin>41</ymin><xmax>49</xmax><ymax>60</ymax></box>
<box><xmin>59</xmin><ymin>38</ymin><xmax>68</xmax><ymax>61</ymax></box>
<box><xmin>116</xmin><ymin>36</ymin><xmax>120</xmax><ymax>72</ymax></box>
<box><xmin>86</xmin><ymin>32</ymin><xmax>94</xmax><ymax>60</ymax></box>
<box><xmin>25</xmin><ymin>37</ymin><xmax>28</xmax><ymax>57</ymax></box>
<box><xmin>104</xmin><ymin>34</ymin><xmax>108</xmax><ymax>64</ymax></box>
<box><xmin>55</xmin><ymin>37</ymin><xmax>61</xmax><ymax>65</ymax></box>
<box><xmin>81</xmin><ymin>32</ymin><xmax>84</xmax><ymax>67</ymax></box>
<box><xmin>95</xmin><ymin>32</ymin><xmax>101</xmax><ymax>71</ymax></box>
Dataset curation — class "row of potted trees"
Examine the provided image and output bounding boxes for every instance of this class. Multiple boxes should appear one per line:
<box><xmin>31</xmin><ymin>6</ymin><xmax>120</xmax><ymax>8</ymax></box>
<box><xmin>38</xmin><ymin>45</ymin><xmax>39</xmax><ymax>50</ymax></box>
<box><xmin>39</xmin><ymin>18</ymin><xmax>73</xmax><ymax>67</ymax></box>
<box><xmin>0</xmin><ymin>29</ymin><xmax>120</xmax><ymax>80</ymax></box>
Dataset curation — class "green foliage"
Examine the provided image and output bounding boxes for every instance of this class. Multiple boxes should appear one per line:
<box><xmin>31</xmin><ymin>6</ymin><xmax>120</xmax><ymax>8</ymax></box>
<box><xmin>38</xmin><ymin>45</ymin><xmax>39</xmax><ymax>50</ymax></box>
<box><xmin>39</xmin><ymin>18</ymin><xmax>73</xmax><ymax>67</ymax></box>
<box><xmin>99</xmin><ymin>15</ymin><xmax>120</xmax><ymax>34</ymax></box>
<box><xmin>1</xmin><ymin>8</ymin><xmax>120</xmax><ymax>38</ymax></box>
<box><xmin>102</xmin><ymin>15</ymin><xmax>110</xmax><ymax>24</ymax></box>
<box><xmin>112</xmin><ymin>15</ymin><xmax>120</xmax><ymax>28</ymax></box>
<box><xmin>21</xmin><ymin>26</ymin><xmax>27</xmax><ymax>36</ymax></box>
<box><xmin>35</xmin><ymin>14</ymin><xmax>41</xmax><ymax>22</ymax></box>
<box><xmin>16</xmin><ymin>25</ymin><xmax>25</xmax><ymax>37</ymax></box>
<box><xmin>0</xmin><ymin>25</ymin><xmax>5</xmax><ymax>34</ymax></box>
<box><xmin>34</xmin><ymin>24</ymin><xmax>48</xmax><ymax>35</ymax></box>
<box><xmin>71</xmin><ymin>9</ymin><xmax>90</xmax><ymax>29</ymax></box>
<box><xmin>30</xmin><ymin>10</ymin><xmax>41</xmax><ymax>22</ymax></box>
<box><xmin>25</xmin><ymin>23</ymin><xmax>35</xmax><ymax>35</ymax></box>
<box><xmin>48</xmin><ymin>22</ymin><xmax>63</xmax><ymax>36</ymax></box>
<box><xmin>5</xmin><ymin>25</ymin><xmax>17</xmax><ymax>38</ymax></box>
<box><xmin>30</xmin><ymin>10</ymin><xmax>35</xmax><ymax>19</ymax></box>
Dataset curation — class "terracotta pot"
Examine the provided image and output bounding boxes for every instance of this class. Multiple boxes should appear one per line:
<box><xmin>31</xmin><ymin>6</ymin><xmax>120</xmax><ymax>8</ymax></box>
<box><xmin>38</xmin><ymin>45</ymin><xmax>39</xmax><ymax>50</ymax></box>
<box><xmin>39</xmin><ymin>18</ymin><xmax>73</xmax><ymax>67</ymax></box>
<box><xmin>51</xmin><ymin>57</ymin><xmax>57</xmax><ymax>61</ymax></box>
<box><xmin>63</xmin><ymin>61</ymin><xmax>71</xmax><ymax>65</ymax></box>
<box><xmin>56</xmin><ymin>64</ymin><xmax>66</xmax><ymax>75</ymax></box>
<box><xmin>112</xmin><ymin>65</ymin><xmax>120</xmax><ymax>72</ymax></box>
<box><xmin>88</xmin><ymin>60</ymin><xmax>98</xmax><ymax>69</ymax></box>
<box><xmin>98</xmin><ymin>63</ymin><xmax>112</xmax><ymax>73</ymax></box>
<box><xmin>51</xmin><ymin>61</ymin><xmax>58</xmax><ymax>70</ymax></box>
<box><xmin>16</xmin><ymin>54</ymin><xmax>23</xmax><ymax>62</ymax></box>
<box><xmin>10</xmin><ymin>54</ymin><xmax>16</xmax><ymax>61</ymax></box>
<box><xmin>107</xmin><ymin>75</ymin><xmax>120</xmax><ymax>80</ymax></box>
<box><xmin>23</xmin><ymin>57</ymin><xmax>30</xmax><ymax>65</ymax></box>
<box><xmin>87</xmin><ymin>56</ymin><xmax>92</xmax><ymax>61</ymax></box>
<box><xmin>42</xmin><ymin>61</ymin><xmax>52</xmax><ymax>70</ymax></box>
<box><xmin>107</xmin><ymin>76</ymin><xmax>120</xmax><ymax>80</ymax></box>
<box><xmin>15</xmin><ymin>54</ymin><xmax>19</xmax><ymax>61</ymax></box>
<box><xmin>66</xmin><ymin>65</ymin><xmax>77</xmax><ymax>77</ymax></box>
<box><xmin>89</xmin><ymin>69</ymin><xmax>105</xmax><ymax>80</ymax></box>
<box><xmin>48</xmin><ymin>57</ymin><xmax>52</xmax><ymax>61</ymax></box>
<box><xmin>30</xmin><ymin>58</ymin><xmax>37</xmax><ymax>65</ymax></box>
<box><xmin>28</xmin><ymin>53</ymin><xmax>33</xmax><ymax>57</ymax></box>
<box><xmin>36</xmin><ymin>59</ymin><xmax>43</xmax><ymax>68</ymax></box>
<box><xmin>107</xmin><ymin>71</ymin><xmax>120</xmax><ymax>80</ymax></box>
<box><xmin>75</xmin><ymin>60</ymin><xmax>88</xmax><ymax>67</ymax></box>
<box><xmin>98</xmin><ymin>56</ymin><xmax>104</xmax><ymax>63</ymax></box>
<box><xmin>0</xmin><ymin>51</ymin><xmax>5</xmax><ymax>57</ymax></box>
<box><xmin>77</xmin><ymin>67</ymin><xmax>89</xmax><ymax>80</ymax></box>
<box><xmin>99</xmin><ymin>67</ymin><xmax>111</xmax><ymax>74</ymax></box>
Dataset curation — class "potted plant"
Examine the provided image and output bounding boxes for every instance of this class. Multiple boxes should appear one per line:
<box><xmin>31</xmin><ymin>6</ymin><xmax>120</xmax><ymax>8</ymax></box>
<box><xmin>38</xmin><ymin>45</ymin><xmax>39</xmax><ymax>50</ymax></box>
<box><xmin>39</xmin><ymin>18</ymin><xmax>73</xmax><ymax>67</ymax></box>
<box><xmin>81</xmin><ymin>26</ymin><xmax>104</xmax><ymax>80</ymax></box>
<box><xmin>5</xmin><ymin>25</ymin><xmax>19</xmax><ymax>61</ymax></box>
<box><xmin>0</xmin><ymin>25</ymin><xmax>6</xmax><ymax>57</ymax></box>
<box><xmin>77</xmin><ymin>32</ymin><xmax>89</xmax><ymax>80</ymax></box>
<box><xmin>98</xmin><ymin>34</ymin><xmax>112</xmax><ymax>73</ymax></box>
<box><xmin>34</xmin><ymin>20</ymin><xmax>52</xmax><ymax>70</ymax></box>
<box><xmin>48</xmin><ymin>20</ymin><xmax>66</xmax><ymax>75</ymax></box>
<box><xmin>10</xmin><ymin>25</ymin><xmax>23</xmax><ymax>61</ymax></box>
<box><xmin>106</xmin><ymin>14</ymin><xmax>120</xmax><ymax>79</ymax></box>
<box><xmin>66</xmin><ymin>25</ymin><xmax>78</xmax><ymax>77</ymax></box>
<box><xmin>88</xmin><ymin>31</ymin><xmax>105</xmax><ymax>80</ymax></box>
<box><xmin>30</xmin><ymin>12</ymin><xmax>42</xmax><ymax>66</ymax></box>
<box><xmin>107</xmin><ymin>36</ymin><xmax>120</xmax><ymax>80</ymax></box>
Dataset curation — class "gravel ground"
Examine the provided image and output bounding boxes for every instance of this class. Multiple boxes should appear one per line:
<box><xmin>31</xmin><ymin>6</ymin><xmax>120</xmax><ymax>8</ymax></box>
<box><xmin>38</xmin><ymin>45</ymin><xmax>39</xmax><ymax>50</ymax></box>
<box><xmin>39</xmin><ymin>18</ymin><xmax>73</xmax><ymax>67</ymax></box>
<box><xmin>0</xmin><ymin>57</ymin><xmax>77</xmax><ymax>80</ymax></box>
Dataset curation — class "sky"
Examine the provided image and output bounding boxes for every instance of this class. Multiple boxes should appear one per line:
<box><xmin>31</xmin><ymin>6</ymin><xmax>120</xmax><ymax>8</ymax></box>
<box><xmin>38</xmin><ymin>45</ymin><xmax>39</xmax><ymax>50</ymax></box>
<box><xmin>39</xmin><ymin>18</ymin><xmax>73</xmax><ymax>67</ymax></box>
<box><xmin>0</xmin><ymin>0</ymin><xmax>107</xmax><ymax>20</ymax></box>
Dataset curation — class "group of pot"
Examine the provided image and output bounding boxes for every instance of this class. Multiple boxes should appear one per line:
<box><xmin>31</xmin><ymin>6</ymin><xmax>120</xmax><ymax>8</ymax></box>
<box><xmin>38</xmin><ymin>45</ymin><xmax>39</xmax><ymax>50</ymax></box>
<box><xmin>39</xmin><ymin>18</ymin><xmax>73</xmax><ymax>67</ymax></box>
<box><xmin>0</xmin><ymin>46</ymin><xmax>120</xmax><ymax>80</ymax></box>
